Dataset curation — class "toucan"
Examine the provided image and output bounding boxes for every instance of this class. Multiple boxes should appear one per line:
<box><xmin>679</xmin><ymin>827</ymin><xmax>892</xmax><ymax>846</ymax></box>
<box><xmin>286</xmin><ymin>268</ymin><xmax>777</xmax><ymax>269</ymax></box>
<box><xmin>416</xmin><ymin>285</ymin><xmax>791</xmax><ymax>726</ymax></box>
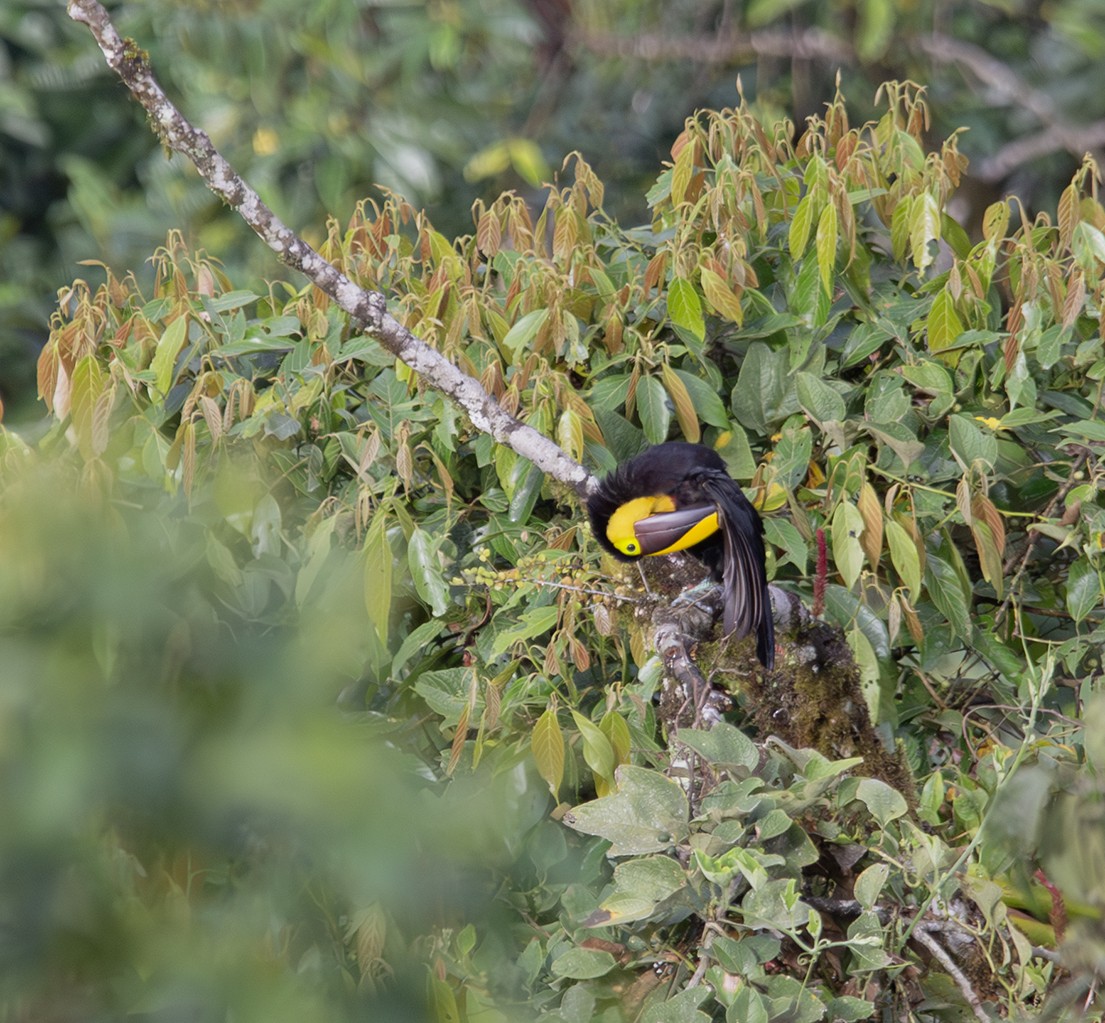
<box><xmin>586</xmin><ymin>442</ymin><xmax>775</xmax><ymax>669</ymax></box>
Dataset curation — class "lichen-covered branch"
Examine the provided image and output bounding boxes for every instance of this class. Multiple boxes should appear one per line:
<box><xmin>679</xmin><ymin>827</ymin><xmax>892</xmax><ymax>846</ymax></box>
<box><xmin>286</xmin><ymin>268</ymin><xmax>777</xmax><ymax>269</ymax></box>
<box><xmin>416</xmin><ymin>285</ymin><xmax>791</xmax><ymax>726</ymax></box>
<box><xmin>66</xmin><ymin>0</ymin><xmax>593</xmax><ymax>498</ymax></box>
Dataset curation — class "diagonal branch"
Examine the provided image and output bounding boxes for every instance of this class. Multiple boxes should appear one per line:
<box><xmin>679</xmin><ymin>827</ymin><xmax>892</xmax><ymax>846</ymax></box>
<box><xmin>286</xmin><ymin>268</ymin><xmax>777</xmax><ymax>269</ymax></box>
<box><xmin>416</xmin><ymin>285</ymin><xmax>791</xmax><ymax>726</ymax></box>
<box><xmin>66</xmin><ymin>0</ymin><xmax>593</xmax><ymax>498</ymax></box>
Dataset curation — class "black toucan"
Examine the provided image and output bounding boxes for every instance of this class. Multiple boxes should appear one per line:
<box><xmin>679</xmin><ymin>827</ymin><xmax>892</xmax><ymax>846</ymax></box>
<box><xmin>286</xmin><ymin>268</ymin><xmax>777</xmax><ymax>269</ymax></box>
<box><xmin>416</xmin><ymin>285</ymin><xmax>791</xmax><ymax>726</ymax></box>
<box><xmin>587</xmin><ymin>442</ymin><xmax>775</xmax><ymax>669</ymax></box>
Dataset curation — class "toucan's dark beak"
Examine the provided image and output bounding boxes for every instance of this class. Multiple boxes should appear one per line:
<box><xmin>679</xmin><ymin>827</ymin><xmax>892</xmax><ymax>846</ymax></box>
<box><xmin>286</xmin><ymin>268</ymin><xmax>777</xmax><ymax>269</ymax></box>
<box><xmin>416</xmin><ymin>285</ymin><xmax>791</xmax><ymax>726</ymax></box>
<box><xmin>632</xmin><ymin>504</ymin><xmax>716</xmax><ymax>555</ymax></box>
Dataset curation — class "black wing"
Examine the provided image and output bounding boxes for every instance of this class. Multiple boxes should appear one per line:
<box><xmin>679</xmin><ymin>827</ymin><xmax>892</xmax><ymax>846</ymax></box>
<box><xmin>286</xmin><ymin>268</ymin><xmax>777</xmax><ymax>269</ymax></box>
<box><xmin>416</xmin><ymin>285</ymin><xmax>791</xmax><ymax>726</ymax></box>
<box><xmin>696</xmin><ymin>469</ymin><xmax>775</xmax><ymax>670</ymax></box>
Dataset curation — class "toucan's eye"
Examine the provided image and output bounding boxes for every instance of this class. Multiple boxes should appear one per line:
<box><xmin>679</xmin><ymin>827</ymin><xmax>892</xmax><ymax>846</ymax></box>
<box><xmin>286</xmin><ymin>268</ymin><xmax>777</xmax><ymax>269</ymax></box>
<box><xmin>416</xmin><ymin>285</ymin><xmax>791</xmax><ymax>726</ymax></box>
<box><xmin>626</xmin><ymin>542</ymin><xmax>639</xmax><ymax>554</ymax></box>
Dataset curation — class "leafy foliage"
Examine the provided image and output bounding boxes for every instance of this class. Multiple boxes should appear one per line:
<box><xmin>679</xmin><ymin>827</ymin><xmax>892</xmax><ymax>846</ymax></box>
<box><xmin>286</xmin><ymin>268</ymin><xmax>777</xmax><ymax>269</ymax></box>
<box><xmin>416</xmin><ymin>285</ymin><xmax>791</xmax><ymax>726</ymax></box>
<box><xmin>6</xmin><ymin>83</ymin><xmax>1105</xmax><ymax>1019</ymax></box>
<box><xmin>6</xmin><ymin>0</ymin><xmax>1105</xmax><ymax>419</ymax></box>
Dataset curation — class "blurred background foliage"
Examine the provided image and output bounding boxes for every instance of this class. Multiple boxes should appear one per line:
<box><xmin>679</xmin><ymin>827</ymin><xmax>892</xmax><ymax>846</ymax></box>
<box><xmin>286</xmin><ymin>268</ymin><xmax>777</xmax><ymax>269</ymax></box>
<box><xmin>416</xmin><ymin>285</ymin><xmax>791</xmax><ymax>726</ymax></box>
<box><xmin>4</xmin><ymin>0</ymin><xmax>1105</xmax><ymax>419</ymax></box>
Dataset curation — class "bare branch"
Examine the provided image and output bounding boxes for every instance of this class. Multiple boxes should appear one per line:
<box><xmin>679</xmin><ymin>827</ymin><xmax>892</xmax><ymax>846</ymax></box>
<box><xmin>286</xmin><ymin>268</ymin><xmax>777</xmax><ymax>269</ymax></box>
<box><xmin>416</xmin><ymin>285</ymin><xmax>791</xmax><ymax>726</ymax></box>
<box><xmin>572</xmin><ymin>27</ymin><xmax>850</xmax><ymax>65</ymax></box>
<box><xmin>915</xmin><ymin>33</ymin><xmax>1105</xmax><ymax>181</ymax></box>
<box><xmin>66</xmin><ymin>0</ymin><xmax>593</xmax><ymax>497</ymax></box>
<box><xmin>574</xmin><ymin>24</ymin><xmax>1105</xmax><ymax>183</ymax></box>
<box><xmin>913</xmin><ymin>921</ymin><xmax>992</xmax><ymax>1023</ymax></box>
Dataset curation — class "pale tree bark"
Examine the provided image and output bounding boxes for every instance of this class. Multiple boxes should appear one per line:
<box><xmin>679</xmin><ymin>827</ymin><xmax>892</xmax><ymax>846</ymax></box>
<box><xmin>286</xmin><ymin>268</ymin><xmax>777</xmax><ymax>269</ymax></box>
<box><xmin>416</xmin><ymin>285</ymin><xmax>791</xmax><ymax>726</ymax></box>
<box><xmin>66</xmin><ymin>0</ymin><xmax>593</xmax><ymax>498</ymax></box>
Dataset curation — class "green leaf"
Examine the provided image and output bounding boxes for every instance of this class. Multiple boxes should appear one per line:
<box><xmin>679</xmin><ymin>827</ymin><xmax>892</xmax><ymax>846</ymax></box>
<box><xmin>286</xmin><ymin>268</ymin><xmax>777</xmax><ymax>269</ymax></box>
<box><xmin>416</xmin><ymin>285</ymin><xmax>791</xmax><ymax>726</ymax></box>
<box><xmin>490</xmin><ymin>604</ymin><xmax>559</xmax><ymax>657</ymax></box>
<box><xmin>1066</xmin><ymin>559</ymin><xmax>1102</xmax><ymax>623</ymax></box>
<box><xmin>825</xmin><ymin>996</ymin><xmax>878</xmax><ymax>1023</ymax></box>
<box><xmin>854</xmin><ymin>862</ymin><xmax>889</xmax><ymax>909</ymax></box>
<box><xmin>910</xmin><ymin>192</ymin><xmax>940</xmax><ymax>271</ymax></box>
<box><xmin>890</xmin><ymin>194</ymin><xmax>914</xmax><ymax>263</ymax></box>
<box><xmin>924</xmin><ymin>551</ymin><xmax>971</xmax><ymax>640</ymax></box>
<box><xmin>732</xmin><ymin>342</ymin><xmax>788</xmax><ymax>436</ymax></box>
<box><xmin>1053</xmin><ymin>418</ymin><xmax>1105</xmax><ymax>444</ymax></box>
<box><xmin>667</xmin><ymin>277</ymin><xmax>705</xmax><ymax>342</ymax></box>
<box><xmin>674</xmin><ymin>369</ymin><xmax>729</xmax><ymax>429</ymax></box>
<box><xmin>788</xmin><ymin>193</ymin><xmax>815</xmax><ymax>261</ymax></box>
<box><xmin>413</xmin><ymin>668</ymin><xmax>481</xmax><ymax>724</ymax></box>
<box><xmin>408</xmin><ymin>527</ymin><xmax>451</xmax><ymax>616</ymax></box>
<box><xmin>549</xmin><ymin>947</ymin><xmax>616</xmax><ymax>980</ymax></box>
<box><xmin>815</xmin><ymin>201</ymin><xmax>838</xmax><ymax>293</ymax></box>
<box><xmin>853</xmin><ymin>778</ymin><xmax>908</xmax><ymax>828</ymax></box>
<box><xmin>508</xmin><ymin>461</ymin><xmax>544</xmax><ymax>524</ymax></box>
<box><xmin>600</xmin><ymin>710</ymin><xmax>632</xmax><ymax>766</ymax></box>
<box><xmin>864</xmin><ymin>421</ymin><xmax>924</xmax><ymax>470</ymax></box>
<box><xmin>294</xmin><ymin>516</ymin><xmax>337</xmax><ymax>607</ymax></box>
<box><xmin>676</xmin><ymin>722</ymin><xmax>758</xmax><ymax>769</ymax></box>
<box><xmin>771</xmin><ymin>421</ymin><xmax>814</xmax><ymax>489</ymax></box>
<box><xmin>796</xmin><ymin>372</ymin><xmax>846</xmax><ymax>425</ymax></box>
<box><xmin>637</xmin><ymin>373</ymin><xmax>672</xmax><ymax>444</ymax></box>
<box><xmin>250</xmin><ymin>493</ymin><xmax>282</xmax><ymax>558</ymax></box>
<box><xmin>900</xmin><ymin>361</ymin><xmax>954</xmax><ymax>414</ymax></box>
<box><xmin>587</xmin><ymin>855</ymin><xmax>688</xmax><ymax>926</ymax></box>
<box><xmin>638</xmin><ymin>987</ymin><xmax>711</xmax><ymax>1023</ymax></box>
<box><xmin>766</xmin><ymin>517</ymin><xmax>809</xmax><ymax>574</ymax></box>
<box><xmin>429</xmin><ymin>974</ymin><xmax>461</xmax><ymax>1023</ymax></box>
<box><xmin>151</xmin><ymin>315</ymin><xmax>188</xmax><ymax>396</ymax></box>
<box><xmin>532</xmin><ymin>707</ymin><xmax>565</xmax><ymax>798</ymax></box>
<box><xmin>390</xmin><ymin>619</ymin><xmax>446</xmax><ymax>678</ymax></box>
<box><xmin>926</xmin><ymin>288</ymin><xmax>964</xmax><ymax>354</ymax></box>
<box><xmin>571</xmin><ymin>709</ymin><xmax>616</xmax><ymax>790</ymax></box>
<box><xmin>793</xmin><ymin>250</ymin><xmax>830</xmax><ymax>328</ymax></box>
<box><xmin>948</xmin><ymin>414</ymin><xmax>998</xmax><ymax>471</ymax></box>
<box><xmin>886</xmin><ymin>520</ymin><xmax>921</xmax><ymax>599</ymax></box>
<box><xmin>70</xmin><ymin>354</ymin><xmax>106</xmax><ymax>460</ymax></box>
<box><xmin>363</xmin><ymin>512</ymin><xmax>392</xmax><ymax>646</ymax></box>
<box><xmin>565</xmin><ymin>765</ymin><xmax>689</xmax><ymax>856</ymax></box>
<box><xmin>831</xmin><ymin>501</ymin><xmax>866</xmax><ymax>589</ymax></box>
<box><xmin>501</xmin><ymin>308</ymin><xmax>548</xmax><ymax>357</ymax></box>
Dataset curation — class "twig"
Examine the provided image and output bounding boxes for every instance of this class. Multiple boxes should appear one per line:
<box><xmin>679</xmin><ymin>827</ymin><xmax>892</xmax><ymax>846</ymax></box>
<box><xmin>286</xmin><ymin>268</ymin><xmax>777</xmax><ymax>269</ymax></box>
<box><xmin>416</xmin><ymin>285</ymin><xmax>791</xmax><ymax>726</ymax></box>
<box><xmin>978</xmin><ymin>120</ymin><xmax>1105</xmax><ymax>183</ymax></box>
<box><xmin>571</xmin><ymin>27</ymin><xmax>851</xmax><ymax>65</ymax></box>
<box><xmin>574</xmin><ymin>25</ymin><xmax>1105</xmax><ymax>182</ymax></box>
<box><xmin>914</xmin><ymin>34</ymin><xmax>1105</xmax><ymax>180</ymax></box>
<box><xmin>66</xmin><ymin>0</ymin><xmax>593</xmax><ymax>498</ymax></box>
<box><xmin>913</xmin><ymin>922</ymin><xmax>992</xmax><ymax>1023</ymax></box>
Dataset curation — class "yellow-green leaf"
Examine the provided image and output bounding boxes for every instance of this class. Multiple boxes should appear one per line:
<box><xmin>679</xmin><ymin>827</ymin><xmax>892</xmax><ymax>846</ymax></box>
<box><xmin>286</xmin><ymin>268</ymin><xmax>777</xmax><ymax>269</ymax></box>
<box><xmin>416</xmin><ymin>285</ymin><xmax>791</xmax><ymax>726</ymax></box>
<box><xmin>909</xmin><ymin>192</ymin><xmax>941</xmax><ymax>272</ymax></box>
<box><xmin>699</xmin><ymin>266</ymin><xmax>744</xmax><ymax>324</ymax></box>
<box><xmin>532</xmin><ymin>706</ymin><xmax>565</xmax><ymax>798</ymax></box>
<box><xmin>926</xmin><ymin>288</ymin><xmax>964</xmax><ymax>354</ymax></box>
<box><xmin>886</xmin><ymin>519</ymin><xmax>921</xmax><ymax>599</ymax></box>
<box><xmin>151</xmin><ymin>315</ymin><xmax>188</xmax><ymax>396</ymax></box>
<box><xmin>857</xmin><ymin>482</ymin><xmax>883</xmax><ymax>570</ymax></box>
<box><xmin>660</xmin><ymin>362</ymin><xmax>699</xmax><ymax>443</ymax></box>
<box><xmin>890</xmin><ymin>194</ymin><xmax>913</xmax><ymax>263</ymax></box>
<box><xmin>971</xmin><ymin>518</ymin><xmax>1004</xmax><ymax>598</ymax></box>
<box><xmin>572</xmin><ymin>710</ymin><xmax>616</xmax><ymax>795</ymax></box>
<box><xmin>70</xmin><ymin>354</ymin><xmax>106</xmax><ymax>460</ymax></box>
<box><xmin>600</xmin><ymin>710</ymin><xmax>632</xmax><ymax>768</ymax></box>
<box><xmin>982</xmin><ymin>199</ymin><xmax>1010</xmax><ymax>245</ymax></box>
<box><xmin>789</xmin><ymin>193</ymin><xmax>815</xmax><ymax>261</ymax></box>
<box><xmin>831</xmin><ymin>501</ymin><xmax>866</xmax><ymax>589</ymax></box>
<box><xmin>815</xmin><ymin>201</ymin><xmax>838</xmax><ymax>293</ymax></box>
<box><xmin>363</xmin><ymin>511</ymin><xmax>392</xmax><ymax>646</ymax></box>
<box><xmin>671</xmin><ymin>141</ymin><xmax>694</xmax><ymax>206</ymax></box>
<box><xmin>667</xmin><ymin>277</ymin><xmax>705</xmax><ymax>342</ymax></box>
<box><xmin>557</xmin><ymin>407</ymin><xmax>585</xmax><ymax>462</ymax></box>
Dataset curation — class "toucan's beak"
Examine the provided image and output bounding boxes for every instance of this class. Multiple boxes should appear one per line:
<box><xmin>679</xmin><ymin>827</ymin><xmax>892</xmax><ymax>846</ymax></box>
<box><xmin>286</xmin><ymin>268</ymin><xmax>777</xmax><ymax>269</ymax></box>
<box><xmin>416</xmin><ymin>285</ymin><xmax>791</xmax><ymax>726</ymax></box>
<box><xmin>632</xmin><ymin>504</ymin><xmax>717</xmax><ymax>555</ymax></box>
